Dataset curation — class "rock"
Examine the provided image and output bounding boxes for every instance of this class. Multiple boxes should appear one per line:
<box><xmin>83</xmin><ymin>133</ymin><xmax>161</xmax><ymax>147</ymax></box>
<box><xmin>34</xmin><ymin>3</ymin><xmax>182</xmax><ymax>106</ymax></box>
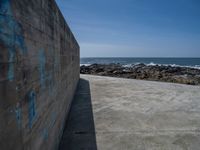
<box><xmin>80</xmin><ymin>64</ymin><xmax>200</xmax><ymax>85</ymax></box>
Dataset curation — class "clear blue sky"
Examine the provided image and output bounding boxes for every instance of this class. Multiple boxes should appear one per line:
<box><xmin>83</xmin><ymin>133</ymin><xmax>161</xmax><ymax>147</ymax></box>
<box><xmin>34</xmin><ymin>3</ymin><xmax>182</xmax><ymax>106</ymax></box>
<box><xmin>56</xmin><ymin>0</ymin><xmax>200</xmax><ymax>57</ymax></box>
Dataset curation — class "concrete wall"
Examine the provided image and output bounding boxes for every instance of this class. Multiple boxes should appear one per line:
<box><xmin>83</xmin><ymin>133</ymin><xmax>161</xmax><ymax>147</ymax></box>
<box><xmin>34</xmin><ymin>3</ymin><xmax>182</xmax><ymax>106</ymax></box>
<box><xmin>0</xmin><ymin>0</ymin><xmax>80</xmax><ymax>149</ymax></box>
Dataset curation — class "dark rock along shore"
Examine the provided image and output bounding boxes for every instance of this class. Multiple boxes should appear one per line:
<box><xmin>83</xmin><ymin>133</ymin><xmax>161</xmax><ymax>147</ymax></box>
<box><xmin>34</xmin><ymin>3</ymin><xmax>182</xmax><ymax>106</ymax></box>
<box><xmin>80</xmin><ymin>63</ymin><xmax>200</xmax><ymax>85</ymax></box>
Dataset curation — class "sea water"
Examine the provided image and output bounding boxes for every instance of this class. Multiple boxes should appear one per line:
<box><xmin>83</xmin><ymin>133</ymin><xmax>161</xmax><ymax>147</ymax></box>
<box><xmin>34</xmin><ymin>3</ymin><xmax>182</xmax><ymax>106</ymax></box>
<box><xmin>81</xmin><ymin>57</ymin><xmax>200</xmax><ymax>69</ymax></box>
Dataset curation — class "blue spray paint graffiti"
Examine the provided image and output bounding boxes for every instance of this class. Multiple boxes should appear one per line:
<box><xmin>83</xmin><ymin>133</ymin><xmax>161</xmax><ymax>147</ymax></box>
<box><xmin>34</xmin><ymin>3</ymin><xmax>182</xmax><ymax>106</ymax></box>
<box><xmin>0</xmin><ymin>0</ymin><xmax>27</xmax><ymax>81</ymax></box>
<box><xmin>15</xmin><ymin>103</ymin><xmax>22</xmax><ymax>129</ymax></box>
<box><xmin>0</xmin><ymin>0</ymin><xmax>12</xmax><ymax>15</ymax></box>
<box><xmin>28</xmin><ymin>90</ymin><xmax>36</xmax><ymax>128</ymax></box>
<box><xmin>39</xmin><ymin>49</ymin><xmax>46</xmax><ymax>88</ymax></box>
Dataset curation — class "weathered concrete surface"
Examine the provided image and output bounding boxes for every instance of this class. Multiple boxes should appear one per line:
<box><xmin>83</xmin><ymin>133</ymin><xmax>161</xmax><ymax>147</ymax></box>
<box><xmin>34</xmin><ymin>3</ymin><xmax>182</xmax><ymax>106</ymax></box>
<box><xmin>60</xmin><ymin>75</ymin><xmax>200</xmax><ymax>150</ymax></box>
<box><xmin>0</xmin><ymin>0</ymin><xmax>79</xmax><ymax>150</ymax></box>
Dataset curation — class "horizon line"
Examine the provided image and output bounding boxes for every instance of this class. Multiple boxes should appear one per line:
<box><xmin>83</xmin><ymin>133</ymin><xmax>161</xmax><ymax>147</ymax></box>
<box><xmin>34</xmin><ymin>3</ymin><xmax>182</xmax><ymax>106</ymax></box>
<box><xmin>81</xmin><ymin>57</ymin><xmax>200</xmax><ymax>59</ymax></box>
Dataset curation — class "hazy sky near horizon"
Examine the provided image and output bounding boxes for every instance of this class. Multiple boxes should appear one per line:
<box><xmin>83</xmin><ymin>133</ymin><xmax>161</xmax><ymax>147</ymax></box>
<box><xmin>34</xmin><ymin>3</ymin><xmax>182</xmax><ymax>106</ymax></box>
<box><xmin>56</xmin><ymin>0</ymin><xmax>200</xmax><ymax>57</ymax></box>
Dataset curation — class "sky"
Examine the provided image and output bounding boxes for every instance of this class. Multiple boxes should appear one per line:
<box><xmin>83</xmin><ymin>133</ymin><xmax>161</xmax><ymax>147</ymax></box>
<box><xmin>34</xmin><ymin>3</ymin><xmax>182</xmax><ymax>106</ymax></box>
<box><xmin>55</xmin><ymin>0</ymin><xmax>200</xmax><ymax>57</ymax></box>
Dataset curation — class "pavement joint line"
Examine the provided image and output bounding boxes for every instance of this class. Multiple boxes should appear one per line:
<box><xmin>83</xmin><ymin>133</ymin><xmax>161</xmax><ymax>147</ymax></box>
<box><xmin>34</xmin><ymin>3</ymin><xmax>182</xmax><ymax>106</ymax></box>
<box><xmin>65</xmin><ymin>129</ymin><xmax>200</xmax><ymax>134</ymax></box>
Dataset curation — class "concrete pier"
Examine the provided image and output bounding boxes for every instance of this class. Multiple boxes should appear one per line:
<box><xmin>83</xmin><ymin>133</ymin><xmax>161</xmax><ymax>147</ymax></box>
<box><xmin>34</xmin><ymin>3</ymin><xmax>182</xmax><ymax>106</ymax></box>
<box><xmin>60</xmin><ymin>75</ymin><xmax>200</xmax><ymax>150</ymax></box>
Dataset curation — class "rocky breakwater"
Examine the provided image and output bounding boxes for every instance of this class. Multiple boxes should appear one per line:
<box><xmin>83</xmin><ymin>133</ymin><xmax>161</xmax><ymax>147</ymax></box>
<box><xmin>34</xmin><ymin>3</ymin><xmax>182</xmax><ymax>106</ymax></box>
<box><xmin>80</xmin><ymin>63</ymin><xmax>200</xmax><ymax>85</ymax></box>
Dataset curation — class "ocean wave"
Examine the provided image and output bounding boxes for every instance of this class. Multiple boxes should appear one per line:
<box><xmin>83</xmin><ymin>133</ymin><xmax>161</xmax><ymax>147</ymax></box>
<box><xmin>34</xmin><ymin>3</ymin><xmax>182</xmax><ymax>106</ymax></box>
<box><xmin>123</xmin><ymin>62</ymin><xmax>200</xmax><ymax>70</ymax></box>
<box><xmin>81</xmin><ymin>62</ymin><xmax>200</xmax><ymax>70</ymax></box>
<box><xmin>80</xmin><ymin>64</ymin><xmax>91</xmax><ymax>66</ymax></box>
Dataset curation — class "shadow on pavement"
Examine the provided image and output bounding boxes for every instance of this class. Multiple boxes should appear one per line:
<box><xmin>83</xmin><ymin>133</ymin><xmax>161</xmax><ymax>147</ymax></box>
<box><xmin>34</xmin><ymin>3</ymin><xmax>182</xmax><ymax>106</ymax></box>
<box><xmin>59</xmin><ymin>78</ymin><xmax>97</xmax><ymax>150</ymax></box>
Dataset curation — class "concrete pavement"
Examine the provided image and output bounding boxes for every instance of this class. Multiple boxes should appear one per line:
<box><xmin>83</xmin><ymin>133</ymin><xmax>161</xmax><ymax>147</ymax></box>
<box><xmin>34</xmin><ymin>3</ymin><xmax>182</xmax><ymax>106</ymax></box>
<box><xmin>59</xmin><ymin>75</ymin><xmax>200</xmax><ymax>150</ymax></box>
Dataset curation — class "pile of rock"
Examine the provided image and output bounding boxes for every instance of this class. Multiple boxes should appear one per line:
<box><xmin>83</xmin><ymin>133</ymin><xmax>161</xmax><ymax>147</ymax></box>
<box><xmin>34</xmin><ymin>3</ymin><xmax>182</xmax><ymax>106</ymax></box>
<box><xmin>80</xmin><ymin>63</ymin><xmax>200</xmax><ymax>85</ymax></box>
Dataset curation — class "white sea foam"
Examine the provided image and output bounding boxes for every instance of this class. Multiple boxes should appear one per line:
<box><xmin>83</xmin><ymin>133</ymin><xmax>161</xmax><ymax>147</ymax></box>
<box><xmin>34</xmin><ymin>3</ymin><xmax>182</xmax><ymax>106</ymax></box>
<box><xmin>147</xmin><ymin>62</ymin><xmax>157</xmax><ymax>66</ymax></box>
<box><xmin>148</xmin><ymin>63</ymin><xmax>200</xmax><ymax>69</ymax></box>
<box><xmin>122</xmin><ymin>64</ymin><xmax>134</xmax><ymax>68</ymax></box>
<box><xmin>81</xmin><ymin>62</ymin><xmax>200</xmax><ymax>70</ymax></box>
<box><xmin>80</xmin><ymin>64</ymin><xmax>91</xmax><ymax>66</ymax></box>
<box><xmin>123</xmin><ymin>62</ymin><xmax>200</xmax><ymax>70</ymax></box>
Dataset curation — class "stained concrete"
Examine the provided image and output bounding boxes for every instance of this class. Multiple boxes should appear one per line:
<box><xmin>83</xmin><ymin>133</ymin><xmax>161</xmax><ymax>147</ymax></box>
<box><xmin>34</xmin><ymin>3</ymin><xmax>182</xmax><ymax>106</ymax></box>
<box><xmin>0</xmin><ymin>0</ymin><xmax>79</xmax><ymax>149</ymax></box>
<box><xmin>60</xmin><ymin>74</ymin><xmax>200</xmax><ymax>150</ymax></box>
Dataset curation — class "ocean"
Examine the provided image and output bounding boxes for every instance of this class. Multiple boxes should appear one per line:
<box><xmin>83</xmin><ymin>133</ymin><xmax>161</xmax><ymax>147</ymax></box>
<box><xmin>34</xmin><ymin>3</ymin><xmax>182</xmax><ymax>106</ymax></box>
<box><xmin>80</xmin><ymin>57</ymin><xmax>200</xmax><ymax>69</ymax></box>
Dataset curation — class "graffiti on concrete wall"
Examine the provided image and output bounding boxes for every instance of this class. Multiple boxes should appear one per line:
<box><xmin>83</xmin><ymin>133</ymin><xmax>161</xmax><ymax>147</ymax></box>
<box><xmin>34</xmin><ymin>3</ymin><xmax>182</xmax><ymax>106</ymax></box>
<box><xmin>0</xmin><ymin>0</ymin><xmax>79</xmax><ymax>149</ymax></box>
<box><xmin>39</xmin><ymin>49</ymin><xmax>46</xmax><ymax>89</ymax></box>
<box><xmin>0</xmin><ymin>0</ymin><xmax>27</xmax><ymax>81</ymax></box>
<box><xmin>28</xmin><ymin>90</ymin><xmax>36</xmax><ymax>128</ymax></box>
<box><xmin>15</xmin><ymin>102</ymin><xmax>22</xmax><ymax>129</ymax></box>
